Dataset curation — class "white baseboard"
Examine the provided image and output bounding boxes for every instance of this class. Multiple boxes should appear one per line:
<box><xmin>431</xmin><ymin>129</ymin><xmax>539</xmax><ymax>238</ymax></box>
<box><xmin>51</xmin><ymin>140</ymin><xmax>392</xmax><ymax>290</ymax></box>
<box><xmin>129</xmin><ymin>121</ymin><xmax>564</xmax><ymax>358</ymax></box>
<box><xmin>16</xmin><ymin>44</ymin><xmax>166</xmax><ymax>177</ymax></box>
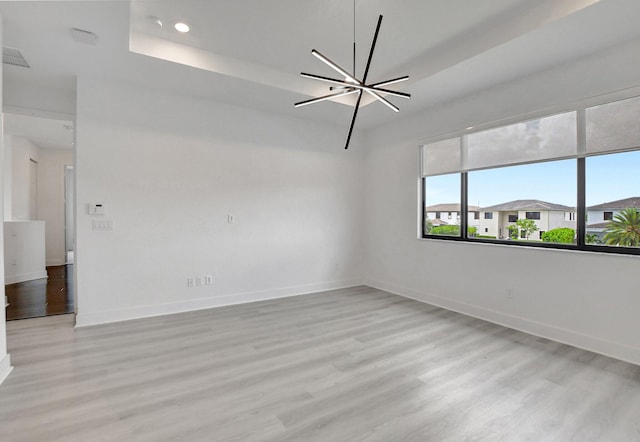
<box><xmin>0</xmin><ymin>354</ymin><xmax>13</xmax><ymax>386</ymax></box>
<box><xmin>75</xmin><ymin>278</ymin><xmax>362</xmax><ymax>327</ymax></box>
<box><xmin>5</xmin><ymin>270</ymin><xmax>48</xmax><ymax>285</ymax></box>
<box><xmin>365</xmin><ymin>278</ymin><xmax>640</xmax><ymax>367</ymax></box>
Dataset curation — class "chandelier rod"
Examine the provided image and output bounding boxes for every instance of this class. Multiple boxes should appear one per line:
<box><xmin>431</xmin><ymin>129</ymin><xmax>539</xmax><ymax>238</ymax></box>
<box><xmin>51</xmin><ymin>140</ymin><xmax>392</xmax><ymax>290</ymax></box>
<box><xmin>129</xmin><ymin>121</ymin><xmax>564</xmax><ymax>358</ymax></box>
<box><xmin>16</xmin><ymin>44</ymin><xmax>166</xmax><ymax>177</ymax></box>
<box><xmin>345</xmin><ymin>14</ymin><xmax>383</xmax><ymax>149</ymax></box>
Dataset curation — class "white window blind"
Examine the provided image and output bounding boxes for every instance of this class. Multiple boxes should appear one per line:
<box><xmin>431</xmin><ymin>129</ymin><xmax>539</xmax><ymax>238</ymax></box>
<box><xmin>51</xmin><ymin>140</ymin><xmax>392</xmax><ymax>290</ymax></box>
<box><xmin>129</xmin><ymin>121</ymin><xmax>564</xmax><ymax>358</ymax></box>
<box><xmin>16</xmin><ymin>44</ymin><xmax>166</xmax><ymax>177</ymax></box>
<box><xmin>467</xmin><ymin>112</ymin><xmax>577</xmax><ymax>170</ymax></box>
<box><xmin>421</xmin><ymin>137</ymin><xmax>461</xmax><ymax>177</ymax></box>
<box><xmin>586</xmin><ymin>95</ymin><xmax>640</xmax><ymax>154</ymax></box>
<box><xmin>421</xmin><ymin>112</ymin><xmax>576</xmax><ymax>177</ymax></box>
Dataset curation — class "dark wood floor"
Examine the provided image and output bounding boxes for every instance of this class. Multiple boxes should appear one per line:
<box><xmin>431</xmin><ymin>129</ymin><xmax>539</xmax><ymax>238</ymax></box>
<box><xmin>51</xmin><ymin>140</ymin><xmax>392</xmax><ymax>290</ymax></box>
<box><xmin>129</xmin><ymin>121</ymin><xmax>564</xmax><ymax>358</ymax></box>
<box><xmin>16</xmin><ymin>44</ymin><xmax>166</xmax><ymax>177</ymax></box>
<box><xmin>5</xmin><ymin>265</ymin><xmax>74</xmax><ymax>320</ymax></box>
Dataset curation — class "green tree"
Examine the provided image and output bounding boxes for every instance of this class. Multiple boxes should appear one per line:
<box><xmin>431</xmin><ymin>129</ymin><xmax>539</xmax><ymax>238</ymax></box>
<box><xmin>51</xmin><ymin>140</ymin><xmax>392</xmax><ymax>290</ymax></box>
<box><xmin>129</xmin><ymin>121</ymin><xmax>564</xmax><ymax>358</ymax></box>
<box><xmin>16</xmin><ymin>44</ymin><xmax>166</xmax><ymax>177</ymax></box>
<box><xmin>585</xmin><ymin>233</ymin><xmax>601</xmax><ymax>244</ymax></box>
<box><xmin>603</xmin><ymin>208</ymin><xmax>640</xmax><ymax>246</ymax></box>
<box><xmin>542</xmin><ymin>228</ymin><xmax>575</xmax><ymax>244</ymax></box>
<box><xmin>508</xmin><ymin>225</ymin><xmax>519</xmax><ymax>240</ymax></box>
<box><xmin>424</xmin><ymin>218</ymin><xmax>433</xmax><ymax>234</ymax></box>
<box><xmin>430</xmin><ymin>225</ymin><xmax>478</xmax><ymax>236</ymax></box>
<box><xmin>431</xmin><ymin>225</ymin><xmax>460</xmax><ymax>236</ymax></box>
<box><xmin>515</xmin><ymin>219</ymin><xmax>538</xmax><ymax>240</ymax></box>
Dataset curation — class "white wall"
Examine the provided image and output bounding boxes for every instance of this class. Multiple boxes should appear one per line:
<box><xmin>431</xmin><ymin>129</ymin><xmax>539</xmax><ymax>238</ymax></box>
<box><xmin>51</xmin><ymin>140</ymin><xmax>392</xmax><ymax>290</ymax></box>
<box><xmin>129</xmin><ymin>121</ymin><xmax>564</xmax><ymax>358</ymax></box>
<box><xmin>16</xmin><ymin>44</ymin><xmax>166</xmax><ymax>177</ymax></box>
<box><xmin>74</xmin><ymin>77</ymin><xmax>365</xmax><ymax>326</ymax></box>
<box><xmin>37</xmin><ymin>148</ymin><xmax>73</xmax><ymax>266</ymax></box>
<box><xmin>364</xmin><ymin>38</ymin><xmax>640</xmax><ymax>365</ymax></box>
<box><xmin>10</xmin><ymin>136</ymin><xmax>39</xmax><ymax>220</ymax></box>
<box><xmin>0</xmin><ymin>14</ymin><xmax>14</xmax><ymax>386</ymax></box>
<box><xmin>2</xmin><ymin>135</ymin><xmax>11</xmax><ymax>221</ymax></box>
<box><xmin>3</xmin><ymin>221</ymin><xmax>47</xmax><ymax>284</ymax></box>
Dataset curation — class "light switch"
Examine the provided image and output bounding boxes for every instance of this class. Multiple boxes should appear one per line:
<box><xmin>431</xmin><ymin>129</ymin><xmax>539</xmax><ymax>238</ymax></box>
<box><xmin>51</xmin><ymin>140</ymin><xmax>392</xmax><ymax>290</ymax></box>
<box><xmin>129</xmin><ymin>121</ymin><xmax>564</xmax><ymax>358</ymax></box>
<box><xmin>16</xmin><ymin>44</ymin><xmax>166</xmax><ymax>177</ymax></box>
<box><xmin>92</xmin><ymin>220</ymin><xmax>113</xmax><ymax>230</ymax></box>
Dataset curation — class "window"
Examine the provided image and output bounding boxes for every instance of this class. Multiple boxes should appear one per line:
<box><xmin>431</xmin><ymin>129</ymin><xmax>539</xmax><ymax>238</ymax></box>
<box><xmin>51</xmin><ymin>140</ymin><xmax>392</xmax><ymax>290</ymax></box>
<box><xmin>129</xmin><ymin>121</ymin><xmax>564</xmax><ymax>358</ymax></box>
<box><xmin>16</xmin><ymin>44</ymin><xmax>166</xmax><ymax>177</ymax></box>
<box><xmin>423</xmin><ymin>173</ymin><xmax>460</xmax><ymax>237</ymax></box>
<box><xmin>586</xmin><ymin>150</ymin><xmax>640</xmax><ymax>248</ymax></box>
<box><xmin>421</xmin><ymin>94</ymin><xmax>640</xmax><ymax>254</ymax></box>
<box><xmin>447</xmin><ymin>212</ymin><xmax>452</xmax><ymax>219</ymax></box>
<box><xmin>526</xmin><ymin>212</ymin><xmax>541</xmax><ymax>220</ymax></box>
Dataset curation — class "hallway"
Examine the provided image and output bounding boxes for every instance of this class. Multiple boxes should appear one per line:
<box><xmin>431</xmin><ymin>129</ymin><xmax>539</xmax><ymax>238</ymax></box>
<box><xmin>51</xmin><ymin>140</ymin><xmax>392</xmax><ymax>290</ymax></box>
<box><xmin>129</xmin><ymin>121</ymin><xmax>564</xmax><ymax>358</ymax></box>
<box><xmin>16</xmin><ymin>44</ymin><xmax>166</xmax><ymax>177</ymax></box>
<box><xmin>5</xmin><ymin>265</ymin><xmax>74</xmax><ymax>320</ymax></box>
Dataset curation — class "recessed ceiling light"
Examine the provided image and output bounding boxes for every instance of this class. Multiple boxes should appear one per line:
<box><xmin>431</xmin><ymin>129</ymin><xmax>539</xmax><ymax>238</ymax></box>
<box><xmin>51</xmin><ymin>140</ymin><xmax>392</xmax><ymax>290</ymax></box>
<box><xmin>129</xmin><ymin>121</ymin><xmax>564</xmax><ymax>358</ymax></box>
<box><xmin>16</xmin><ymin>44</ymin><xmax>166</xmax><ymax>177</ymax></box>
<box><xmin>174</xmin><ymin>22</ymin><xmax>190</xmax><ymax>33</ymax></box>
<box><xmin>466</xmin><ymin>126</ymin><xmax>474</xmax><ymax>130</ymax></box>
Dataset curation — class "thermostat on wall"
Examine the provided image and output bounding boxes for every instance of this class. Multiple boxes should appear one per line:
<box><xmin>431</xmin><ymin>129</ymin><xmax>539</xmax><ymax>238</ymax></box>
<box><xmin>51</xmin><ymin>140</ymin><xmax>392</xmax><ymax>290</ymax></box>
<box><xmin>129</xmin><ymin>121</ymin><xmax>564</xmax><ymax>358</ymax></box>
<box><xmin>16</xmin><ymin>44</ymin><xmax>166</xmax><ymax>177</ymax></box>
<box><xmin>88</xmin><ymin>203</ymin><xmax>105</xmax><ymax>215</ymax></box>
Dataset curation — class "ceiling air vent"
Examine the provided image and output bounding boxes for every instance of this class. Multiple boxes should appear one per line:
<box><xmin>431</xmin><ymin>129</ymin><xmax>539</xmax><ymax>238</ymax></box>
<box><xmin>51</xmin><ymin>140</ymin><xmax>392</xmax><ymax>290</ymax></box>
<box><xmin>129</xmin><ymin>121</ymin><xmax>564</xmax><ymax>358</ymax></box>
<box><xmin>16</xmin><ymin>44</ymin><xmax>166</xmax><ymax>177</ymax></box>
<box><xmin>2</xmin><ymin>47</ymin><xmax>30</xmax><ymax>68</ymax></box>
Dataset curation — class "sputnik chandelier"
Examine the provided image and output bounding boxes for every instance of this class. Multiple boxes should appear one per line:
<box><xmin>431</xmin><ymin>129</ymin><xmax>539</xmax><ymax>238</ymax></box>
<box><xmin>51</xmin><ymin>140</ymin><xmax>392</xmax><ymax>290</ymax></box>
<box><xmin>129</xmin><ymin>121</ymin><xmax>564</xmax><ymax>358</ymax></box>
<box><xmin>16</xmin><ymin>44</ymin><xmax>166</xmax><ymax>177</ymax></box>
<box><xmin>295</xmin><ymin>8</ymin><xmax>410</xmax><ymax>150</ymax></box>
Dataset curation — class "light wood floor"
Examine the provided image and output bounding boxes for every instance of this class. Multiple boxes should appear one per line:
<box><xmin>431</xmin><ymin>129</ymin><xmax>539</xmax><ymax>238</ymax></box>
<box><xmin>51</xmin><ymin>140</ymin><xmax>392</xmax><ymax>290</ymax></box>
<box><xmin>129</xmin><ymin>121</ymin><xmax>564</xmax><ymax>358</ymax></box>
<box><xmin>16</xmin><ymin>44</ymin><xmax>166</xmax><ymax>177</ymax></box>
<box><xmin>1</xmin><ymin>286</ymin><xmax>639</xmax><ymax>441</ymax></box>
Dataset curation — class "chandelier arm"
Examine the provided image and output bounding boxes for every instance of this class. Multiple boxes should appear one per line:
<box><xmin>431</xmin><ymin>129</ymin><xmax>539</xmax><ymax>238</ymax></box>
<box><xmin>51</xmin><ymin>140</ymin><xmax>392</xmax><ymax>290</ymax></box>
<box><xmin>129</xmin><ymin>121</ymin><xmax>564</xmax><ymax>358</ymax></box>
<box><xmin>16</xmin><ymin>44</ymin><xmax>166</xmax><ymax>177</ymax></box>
<box><xmin>345</xmin><ymin>90</ymin><xmax>363</xmax><ymax>150</ymax></box>
<box><xmin>370</xmin><ymin>76</ymin><xmax>409</xmax><ymax>88</ymax></box>
<box><xmin>300</xmin><ymin>73</ymin><xmax>410</xmax><ymax>99</ymax></box>
<box><xmin>362</xmin><ymin>15</ymin><xmax>383</xmax><ymax>83</ymax></box>
<box><xmin>294</xmin><ymin>89</ymin><xmax>358</xmax><ymax>108</ymax></box>
<box><xmin>371</xmin><ymin>86</ymin><xmax>411</xmax><ymax>98</ymax></box>
<box><xmin>364</xmin><ymin>89</ymin><xmax>399</xmax><ymax>112</ymax></box>
<box><xmin>311</xmin><ymin>50</ymin><xmax>359</xmax><ymax>84</ymax></box>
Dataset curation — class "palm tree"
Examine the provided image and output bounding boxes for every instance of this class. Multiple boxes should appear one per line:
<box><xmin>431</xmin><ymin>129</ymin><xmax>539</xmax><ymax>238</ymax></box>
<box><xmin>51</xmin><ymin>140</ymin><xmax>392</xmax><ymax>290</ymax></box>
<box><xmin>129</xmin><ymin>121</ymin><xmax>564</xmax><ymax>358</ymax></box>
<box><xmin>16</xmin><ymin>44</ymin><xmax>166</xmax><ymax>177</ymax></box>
<box><xmin>603</xmin><ymin>208</ymin><xmax>640</xmax><ymax>246</ymax></box>
<box><xmin>585</xmin><ymin>233</ymin><xmax>601</xmax><ymax>244</ymax></box>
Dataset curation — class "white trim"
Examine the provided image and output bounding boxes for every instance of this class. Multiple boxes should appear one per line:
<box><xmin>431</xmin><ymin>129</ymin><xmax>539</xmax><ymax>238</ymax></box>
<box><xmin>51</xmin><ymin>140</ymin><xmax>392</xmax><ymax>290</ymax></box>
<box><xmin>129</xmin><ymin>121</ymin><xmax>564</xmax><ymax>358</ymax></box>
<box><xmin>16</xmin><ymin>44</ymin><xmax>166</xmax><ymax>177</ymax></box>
<box><xmin>5</xmin><ymin>271</ymin><xmax>48</xmax><ymax>285</ymax></box>
<box><xmin>0</xmin><ymin>354</ymin><xmax>13</xmax><ymax>386</ymax></box>
<box><xmin>75</xmin><ymin>278</ymin><xmax>362</xmax><ymax>327</ymax></box>
<box><xmin>365</xmin><ymin>279</ymin><xmax>640</xmax><ymax>367</ymax></box>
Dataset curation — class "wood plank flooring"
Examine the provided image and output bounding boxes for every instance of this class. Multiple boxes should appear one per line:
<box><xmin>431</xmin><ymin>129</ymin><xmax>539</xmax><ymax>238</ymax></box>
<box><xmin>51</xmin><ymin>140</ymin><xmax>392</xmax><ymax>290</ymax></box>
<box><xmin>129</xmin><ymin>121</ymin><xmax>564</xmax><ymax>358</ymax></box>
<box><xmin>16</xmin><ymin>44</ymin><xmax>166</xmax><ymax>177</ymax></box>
<box><xmin>5</xmin><ymin>265</ymin><xmax>74</xmax><ymax>320</ymax></box>
<box><xmin>1</xmin><ymin>286</ymin><xmax>639</xmax><ymax>441</ymax></box>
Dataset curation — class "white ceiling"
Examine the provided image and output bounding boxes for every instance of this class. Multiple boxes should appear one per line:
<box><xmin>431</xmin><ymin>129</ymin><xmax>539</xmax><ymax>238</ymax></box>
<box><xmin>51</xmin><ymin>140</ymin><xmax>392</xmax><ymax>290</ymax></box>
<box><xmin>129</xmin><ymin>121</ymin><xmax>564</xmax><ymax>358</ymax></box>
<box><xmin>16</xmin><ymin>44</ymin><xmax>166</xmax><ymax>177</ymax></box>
<box><xmin>4</xmin><ymin>113</ymin><xmax>74</xmax><ymax>150</ymax></box>
<box><xmin>2</xmin><ymin>0</ymin><xmax>640</xmax><ymax>145</ymax></box>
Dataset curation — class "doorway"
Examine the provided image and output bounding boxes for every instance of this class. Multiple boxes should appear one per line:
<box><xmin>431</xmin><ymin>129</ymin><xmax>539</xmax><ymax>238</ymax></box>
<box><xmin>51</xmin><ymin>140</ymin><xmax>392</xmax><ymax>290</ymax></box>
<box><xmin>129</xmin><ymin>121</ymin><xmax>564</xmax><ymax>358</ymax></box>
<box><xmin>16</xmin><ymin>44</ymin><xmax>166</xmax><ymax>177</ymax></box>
<box><xmin>3</xmin><ymin>113</ymin><xmax>75</xmax><ymax>320</ymax></box>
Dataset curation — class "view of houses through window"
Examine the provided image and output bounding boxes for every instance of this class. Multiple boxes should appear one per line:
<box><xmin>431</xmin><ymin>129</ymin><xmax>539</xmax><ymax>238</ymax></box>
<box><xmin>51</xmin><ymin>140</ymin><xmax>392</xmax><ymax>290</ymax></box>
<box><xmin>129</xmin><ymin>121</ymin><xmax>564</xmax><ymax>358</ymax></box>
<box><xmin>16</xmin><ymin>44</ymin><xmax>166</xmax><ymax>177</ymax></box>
<box><xmin>422</xmin><ymin>94</ymin><xmax>640</xmax><ymax>252</ymax></box>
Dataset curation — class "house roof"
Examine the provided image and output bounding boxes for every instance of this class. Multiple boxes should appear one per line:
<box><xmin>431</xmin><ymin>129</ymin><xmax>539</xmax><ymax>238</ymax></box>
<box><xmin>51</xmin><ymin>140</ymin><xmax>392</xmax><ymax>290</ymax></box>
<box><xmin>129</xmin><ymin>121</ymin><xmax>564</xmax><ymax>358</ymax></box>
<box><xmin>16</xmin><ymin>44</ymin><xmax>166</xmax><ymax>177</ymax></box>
<box><xmin>425</xmin><ymin>204</ymin><xmax>480</xmax><ymax>212</ymax></box>
<box><xmin>481</xmin><ymin>199</ymin><xmax>575</xmax><ymax>211</ymax></box>
<box><xmin>587</xmin><ymin>197</ymin><xmax>640</xmax><ymax>210</ymax></box>
<box><xmin>586</xmin><ymin>222</ymin><xmax>609</xmax><ymax>229</ymax></box>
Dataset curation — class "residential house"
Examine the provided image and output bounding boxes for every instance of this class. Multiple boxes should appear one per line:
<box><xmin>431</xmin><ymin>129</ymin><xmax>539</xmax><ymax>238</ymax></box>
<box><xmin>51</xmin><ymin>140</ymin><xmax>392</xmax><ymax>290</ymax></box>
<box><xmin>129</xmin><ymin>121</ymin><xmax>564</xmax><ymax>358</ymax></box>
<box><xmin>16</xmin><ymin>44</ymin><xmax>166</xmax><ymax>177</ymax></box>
<box><xmin>586</xmin><ymin>197</ymin><xmax>640</xmax><ymax>240</ymax></box>
<box><xmin>425</xmin><ymin>203</ymin><xmax>480</xmax><ymax>230</ymax></box>
<box><xmin>479</xmin><ymin>199</ymin><xmax>576</xmax><ymax>240</ymax></box>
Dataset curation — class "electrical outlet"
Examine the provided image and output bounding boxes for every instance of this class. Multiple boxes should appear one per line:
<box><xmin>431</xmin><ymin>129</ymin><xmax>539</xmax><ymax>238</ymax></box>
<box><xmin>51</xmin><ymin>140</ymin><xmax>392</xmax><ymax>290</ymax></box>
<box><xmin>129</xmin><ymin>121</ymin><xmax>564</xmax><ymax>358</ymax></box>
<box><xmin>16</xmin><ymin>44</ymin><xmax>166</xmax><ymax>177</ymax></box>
<box><xmin>205</xmin><ymin>275</ymin><xmax>213</xmax><ymax>285</ymax></box>
<box><xmin>187</xmin><ymin>278</ymin><xmax>194</xmax><ymax>288</ymax></box>
<box><xmin>195</xmin><ymin>277</ymin><xmax>202</xmax><ymax>287</ymax></box>
<box><xmin>228</xmin><ymin>214</ymin><xmax>234</xmax><ymax>224</ymax></box>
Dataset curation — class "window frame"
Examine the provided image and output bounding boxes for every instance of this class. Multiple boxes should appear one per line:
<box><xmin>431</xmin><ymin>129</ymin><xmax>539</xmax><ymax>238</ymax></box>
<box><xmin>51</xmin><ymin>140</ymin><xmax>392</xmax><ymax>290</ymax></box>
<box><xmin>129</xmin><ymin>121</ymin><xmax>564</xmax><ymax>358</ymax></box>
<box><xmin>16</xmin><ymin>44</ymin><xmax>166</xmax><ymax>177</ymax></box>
<box><xmin>420</xmin><ymin>92</ymin><xmax>640</xmax><ymax>256</ymax></box>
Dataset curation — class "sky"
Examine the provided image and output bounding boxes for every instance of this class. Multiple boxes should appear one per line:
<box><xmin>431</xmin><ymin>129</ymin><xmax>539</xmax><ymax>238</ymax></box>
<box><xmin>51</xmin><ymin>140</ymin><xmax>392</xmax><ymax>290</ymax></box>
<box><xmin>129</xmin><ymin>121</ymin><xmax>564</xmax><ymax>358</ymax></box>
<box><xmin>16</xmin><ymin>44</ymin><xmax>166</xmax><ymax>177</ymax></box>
<box><xmin>425</xmin><ymin>150</ymin><xmax>640</xmax><ymax>209</ymax></box>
